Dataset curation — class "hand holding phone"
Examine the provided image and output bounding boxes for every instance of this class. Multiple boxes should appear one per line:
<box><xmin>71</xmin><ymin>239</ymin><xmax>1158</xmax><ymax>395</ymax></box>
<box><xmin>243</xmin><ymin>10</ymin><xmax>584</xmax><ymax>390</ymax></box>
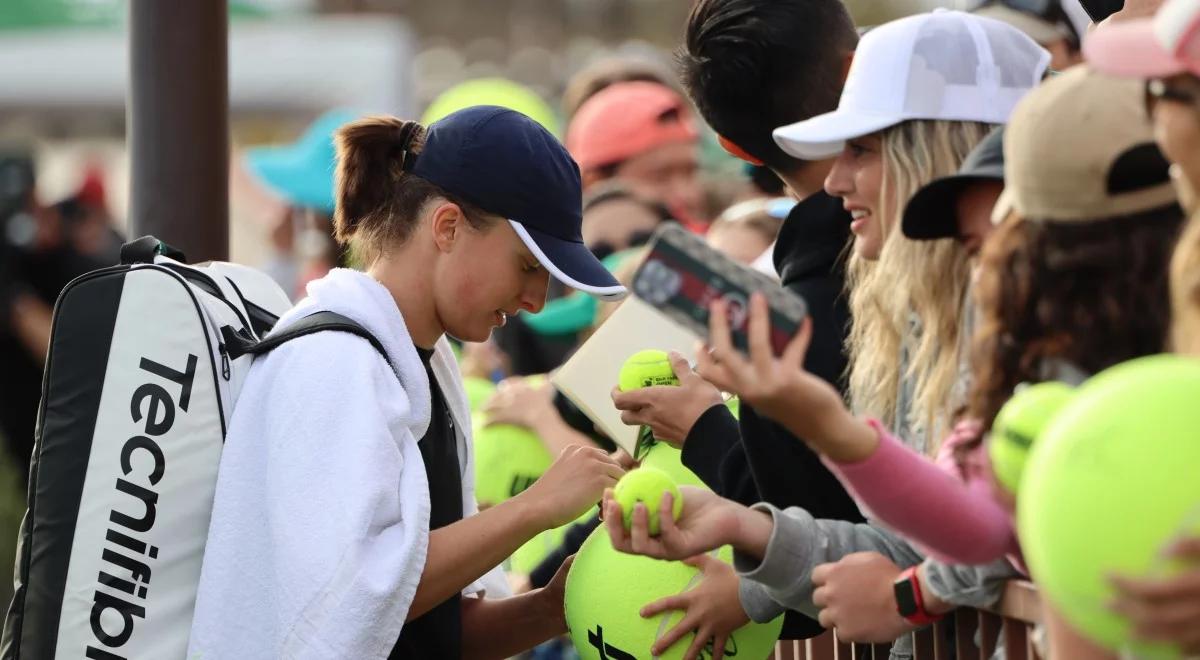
<box><xmin>694</xmin><ymin>293</ymin><xmax>875</xmax><ymax>460</ymax></box>
<box><xmin>631</xmin><ymin>223</ymin><xmax>808</xmax><ymax>356</ymax></box>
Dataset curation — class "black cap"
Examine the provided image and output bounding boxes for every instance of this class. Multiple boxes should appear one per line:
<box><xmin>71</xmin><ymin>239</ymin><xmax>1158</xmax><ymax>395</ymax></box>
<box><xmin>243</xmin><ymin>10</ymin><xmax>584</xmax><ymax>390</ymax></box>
<box><xmin>901</xmin><ymin>125</ymin><xmax>1006</xmax><ymax>241</ymax></box>
<box><xmin>411</xmin><ymin>106</ymin><xmax>626</xmax><ymax>300</ymax></box>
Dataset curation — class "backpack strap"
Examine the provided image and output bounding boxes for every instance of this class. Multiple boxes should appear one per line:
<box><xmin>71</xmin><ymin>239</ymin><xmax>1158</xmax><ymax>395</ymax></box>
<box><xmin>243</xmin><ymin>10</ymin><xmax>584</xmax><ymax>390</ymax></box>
<box><xmin>222</xmin><ymin>311</ymin><xmax>390</xmax><ymax>365</ymax></box>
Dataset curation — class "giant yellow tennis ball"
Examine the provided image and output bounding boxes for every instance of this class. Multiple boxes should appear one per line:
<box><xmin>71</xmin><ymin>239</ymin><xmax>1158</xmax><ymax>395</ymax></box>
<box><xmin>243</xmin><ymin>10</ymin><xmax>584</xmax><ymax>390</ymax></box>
<box><xmin>619</xmin><ymin>349</ymin><xmax>680</xmax><ymax>392</ymax></box>
<box><xmin>472</xmin><ymin>417</ymin><xmax>552</xmax><ymax>507</ymax></box>
<box><xmin>613</xmin><ymin>467</ymin><xmax>683</xmax><ymax>536</ymax></box>
<box><xmin>422</xmin><ymin>77</ymin><xmax>562</xmax><ymax>136</ymax></box>
<box><xmin>1018</xmin><ymin>355</ymin><xmax>1200</xmax><ymax>657</ymax></box>
<box><xmin>565</xmin><ymin>529</ymin><xmax>784</xmax><ymax>660</ymax></box>
<box><xmin>989</xmin><ymin>381</ymin><xmax>1075</xmax><ymax>494</ymax></box>
<box><xmin>639</xmin><ymin>444</ymin><xmax>707</xmax><ymax>489</ymax></box>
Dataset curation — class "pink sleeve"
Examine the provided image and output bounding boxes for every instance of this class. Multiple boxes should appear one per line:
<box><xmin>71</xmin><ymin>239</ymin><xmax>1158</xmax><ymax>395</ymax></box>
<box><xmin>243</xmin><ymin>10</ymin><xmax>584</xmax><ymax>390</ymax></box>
<box><xmin>827</xmin><ymin>420</ymin><xmax>1018</xmax><ymax>565</ymax></box>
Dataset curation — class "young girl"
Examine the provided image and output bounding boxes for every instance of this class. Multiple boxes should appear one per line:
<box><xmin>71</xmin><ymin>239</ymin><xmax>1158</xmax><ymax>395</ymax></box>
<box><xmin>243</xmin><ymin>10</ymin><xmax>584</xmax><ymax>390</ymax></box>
<box><xmin>829</xmin><ymin>120</ymin><xmax>990</xmax><ymax>448</ymax></box>
<box><xmin>188</xmin><ymin>107</ymin><xmax>627</xmax><ymax>658</ymax></box>
<box><xmin>604</xmin><ymin>68</ymin><xmax>1183</xmax><ymax>658</ymax></box>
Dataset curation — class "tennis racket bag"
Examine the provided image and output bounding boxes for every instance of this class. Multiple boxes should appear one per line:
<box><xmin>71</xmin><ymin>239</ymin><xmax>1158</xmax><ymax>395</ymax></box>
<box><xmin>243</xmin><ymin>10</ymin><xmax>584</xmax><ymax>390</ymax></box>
<box><xmin>1</xmin><ymin>236</ymin><xmax>382</xmax><ymax>659</ymax></box>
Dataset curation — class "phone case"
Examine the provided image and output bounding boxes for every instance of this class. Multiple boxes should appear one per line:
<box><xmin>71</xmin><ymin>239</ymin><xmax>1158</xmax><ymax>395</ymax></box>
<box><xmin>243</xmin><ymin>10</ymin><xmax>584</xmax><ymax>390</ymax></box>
<box><xmin>631</xmin><ymin>223</ymin><xmax>808</xmax><ymax>355</ymax></box>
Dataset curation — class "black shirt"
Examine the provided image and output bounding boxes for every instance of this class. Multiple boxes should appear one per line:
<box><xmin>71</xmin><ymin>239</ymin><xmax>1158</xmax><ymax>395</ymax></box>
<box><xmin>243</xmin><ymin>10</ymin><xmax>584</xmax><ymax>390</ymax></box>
<box><xmin>390</xmin><ymin>347</ymin><xmax>464</xmax><ymax>659</ymax></box>
<box><xmin>681</xmin><ymin>191</ymin><xmax>864</xmax><ymax>639</ymax></box>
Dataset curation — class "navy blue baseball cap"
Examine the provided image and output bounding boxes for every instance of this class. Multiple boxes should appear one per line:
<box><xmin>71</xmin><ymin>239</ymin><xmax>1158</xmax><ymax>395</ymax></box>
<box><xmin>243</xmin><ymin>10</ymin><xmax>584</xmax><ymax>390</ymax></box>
<box><xmin>411</xmin><ymin>106</ymin><xmax>626</xmax><ymax>300</ymax></box>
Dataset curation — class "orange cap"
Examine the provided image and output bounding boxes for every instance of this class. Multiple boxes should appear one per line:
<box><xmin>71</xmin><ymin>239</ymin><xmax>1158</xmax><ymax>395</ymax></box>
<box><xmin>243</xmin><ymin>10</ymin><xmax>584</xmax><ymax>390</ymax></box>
<box><xmin>566</xmin><ymin>81</ymin><xmax>699</xmax><ymax>171</ymax></box>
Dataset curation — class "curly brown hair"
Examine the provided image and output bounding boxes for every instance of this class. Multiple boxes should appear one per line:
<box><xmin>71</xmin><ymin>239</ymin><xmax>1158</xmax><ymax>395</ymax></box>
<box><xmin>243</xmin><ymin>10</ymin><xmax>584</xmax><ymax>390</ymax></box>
<box><xmin>967</xmin><ymin>206</ymin><xmax>1184</xmax><ymax>430</ymax></box>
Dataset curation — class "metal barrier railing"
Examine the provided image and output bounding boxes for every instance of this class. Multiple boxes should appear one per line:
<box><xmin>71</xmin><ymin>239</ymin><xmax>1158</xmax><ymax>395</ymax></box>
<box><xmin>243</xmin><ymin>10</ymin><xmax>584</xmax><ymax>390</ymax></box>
<box><xmin>772</xmin><ymin>580</ymin><xmax>1042</xmax><ymax>660</ymax></box>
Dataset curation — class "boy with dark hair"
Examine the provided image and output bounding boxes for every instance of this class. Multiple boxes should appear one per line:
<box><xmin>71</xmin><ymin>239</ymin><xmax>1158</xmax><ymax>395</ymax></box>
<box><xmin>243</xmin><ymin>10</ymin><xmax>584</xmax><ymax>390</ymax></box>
<box><xmin>612</xmin><ymin>0</ymin><xmax>866</xmax><ymax>644</ymax></box>
<box><xmin>678</xmin><ymin>0</ymin><xmax>857</xmax><ymax>175</ymax></box>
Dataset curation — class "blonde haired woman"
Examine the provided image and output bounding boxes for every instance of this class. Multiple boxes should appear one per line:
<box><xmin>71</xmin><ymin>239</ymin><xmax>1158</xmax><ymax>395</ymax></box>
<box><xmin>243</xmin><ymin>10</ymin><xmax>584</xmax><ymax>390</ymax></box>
<box><xmin>774</xmin><ymin>10</ymin><xmax>1049</xmax><ymax>449</ymax></box>
<box><xmin>835</xmin><ymin>120</ymin><xmax>992</xmax><ymax>447</ymax></box>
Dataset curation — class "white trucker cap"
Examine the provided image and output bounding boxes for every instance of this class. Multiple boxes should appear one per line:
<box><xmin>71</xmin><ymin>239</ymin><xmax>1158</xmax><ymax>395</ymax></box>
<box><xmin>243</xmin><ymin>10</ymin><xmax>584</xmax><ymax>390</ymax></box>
<box><xmin>773</xmin><ymin>9</ymin><xmax>1051</xmax><ymax>160</ymax></box>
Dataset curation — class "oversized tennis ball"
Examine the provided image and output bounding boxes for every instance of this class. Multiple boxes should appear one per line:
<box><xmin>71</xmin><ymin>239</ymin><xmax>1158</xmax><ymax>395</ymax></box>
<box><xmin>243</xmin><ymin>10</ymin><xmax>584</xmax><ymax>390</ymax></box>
<box><xmin>619</xmin><ymin>349</ymin><xmax>680</xmax><ymax>392</ymax></box>
<box><xmin>989</xmin><ymin>381</ymin><xmax>1075</xmax><ymax>494</ymax></box>
<box><xmin>613</xmin><ymin>467</ymin><xmax>683</xmax><ymax>536</ymax></box>
<box><xmin>1018</xmin><ymin>355</ymin><xmax>1200</xmax><ymax>657</ymax></box>
<box><xmin>639</xmin><ymin>444</ymin><xmax>707</xmax><ymax>489</ymax></box>
<box><xmin>422</xmin><ymin>77</ymin><xmax>562</xmax><ymax>136</ymax></box>
<box><xmin>472</xmin><ymin>417</ymin><xmax>552</xmax><ymax>507</ymax></box>
<box><xmin>565</xmin><ymin>529</ymin><xmax>784</xmax><ymax>660</ymax></box>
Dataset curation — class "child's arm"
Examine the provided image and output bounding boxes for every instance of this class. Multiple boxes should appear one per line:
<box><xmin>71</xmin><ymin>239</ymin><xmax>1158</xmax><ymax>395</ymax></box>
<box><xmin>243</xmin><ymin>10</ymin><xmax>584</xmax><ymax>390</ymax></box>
<box><xmin>483</xmin><ymin>377</ymin><xmax>601</xmax><ymax>454</ymax></box>
<box><xmin>827</xmin><ymin>422</ymin><xmax>1017</xmax><ymax>564</ymax></box>
<box><xmin>602</xmin><ymin>486</ymin><xmax>774</xmax><ymax>561</ymax></box>
<box><xmin>459</xmin><ymin>557</ymin><xmax>574</xmax><ymax>659</ymax></box>
<box><xmin>694</xmin><ymin>294</ymin><xmax>1017</xmax><ymax>565</ymax></box>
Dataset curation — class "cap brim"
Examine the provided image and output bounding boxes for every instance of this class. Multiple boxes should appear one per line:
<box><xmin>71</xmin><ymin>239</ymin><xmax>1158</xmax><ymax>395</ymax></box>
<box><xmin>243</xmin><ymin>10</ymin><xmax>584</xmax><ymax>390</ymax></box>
<box><xmin>902</xmin><ymin>173</ymin><xmax>1004</xmax><ymax>240</ymax></box>
<box><xmin>244</xmin><ymin>145</ymin><xmax>336</xmax><ymax>213</ymax></box>
<box><xmin>1084</xmin><ymin>19</ymin><xmax>1189</xmax><ymax>79</ymax></box>
<box><xmin>773</xmin><ymin>110</ymin><xmax>902</xmax><ymax>160</ymax></box>
<box><xmin>510</xmin><ymin>221</ymin><xmax>627</xmax><ymax>301</ymax></box>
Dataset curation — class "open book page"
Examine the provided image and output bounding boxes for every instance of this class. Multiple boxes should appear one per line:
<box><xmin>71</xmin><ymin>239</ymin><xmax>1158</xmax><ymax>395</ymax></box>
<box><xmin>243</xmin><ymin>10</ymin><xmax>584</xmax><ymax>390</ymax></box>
<box><xmin>551</xmin><ymin>295</ymin><xmax>700</xmax><ymax>455</ymax></box>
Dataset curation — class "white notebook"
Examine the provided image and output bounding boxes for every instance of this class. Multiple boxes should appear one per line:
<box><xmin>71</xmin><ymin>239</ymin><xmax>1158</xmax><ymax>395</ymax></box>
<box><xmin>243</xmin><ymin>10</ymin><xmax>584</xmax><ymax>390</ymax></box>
<box><xmin>551</xmin><ymin>295</ymin><xmax>701</xmax><ymax>455</ymax></box>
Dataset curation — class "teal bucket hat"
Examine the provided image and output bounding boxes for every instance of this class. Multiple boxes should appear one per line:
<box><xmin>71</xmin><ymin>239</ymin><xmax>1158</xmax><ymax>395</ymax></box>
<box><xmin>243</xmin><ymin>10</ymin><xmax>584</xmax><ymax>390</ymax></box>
<box><xmin>244</xmin><ymin>109</ymin><xmax>358</xmax><ymax>214</ymax></box>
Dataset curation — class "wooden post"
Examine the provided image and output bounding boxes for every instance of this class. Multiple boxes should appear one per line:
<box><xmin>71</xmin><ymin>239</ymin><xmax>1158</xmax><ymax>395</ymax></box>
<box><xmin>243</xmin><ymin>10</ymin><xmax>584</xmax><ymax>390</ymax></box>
<box><xmin>128</xmin><ymin>0</ymin><xmax>229</xmax><ymax>262</ymax></box>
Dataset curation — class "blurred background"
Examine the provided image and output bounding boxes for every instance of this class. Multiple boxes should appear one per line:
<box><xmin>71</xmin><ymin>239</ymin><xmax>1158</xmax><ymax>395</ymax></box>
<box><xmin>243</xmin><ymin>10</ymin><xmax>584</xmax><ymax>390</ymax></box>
<box><xmin>0</xmin><ymin>0</ymin><xmax>954</xmax><ymax>263</ymax></box>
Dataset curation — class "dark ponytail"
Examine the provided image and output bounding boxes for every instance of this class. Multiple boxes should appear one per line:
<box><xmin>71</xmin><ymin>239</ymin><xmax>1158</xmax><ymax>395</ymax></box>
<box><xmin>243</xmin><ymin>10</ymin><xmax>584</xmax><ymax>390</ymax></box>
<box><xmin>330</xmin><ymin>116</ymin><xmax>433</xmax><ymax>262</ymax></box>
<box><xmin>334</xmin><ymin>114</ymin><xmax>498</xmax><ymax>263</ymax></box>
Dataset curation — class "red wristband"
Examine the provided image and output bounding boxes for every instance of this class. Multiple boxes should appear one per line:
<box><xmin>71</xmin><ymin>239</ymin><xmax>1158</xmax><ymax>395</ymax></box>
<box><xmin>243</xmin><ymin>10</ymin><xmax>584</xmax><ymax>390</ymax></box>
<box><xmin>893</xmin><ymin>566</ymin><xmax>947</xmax><ymax>626</ymax></box>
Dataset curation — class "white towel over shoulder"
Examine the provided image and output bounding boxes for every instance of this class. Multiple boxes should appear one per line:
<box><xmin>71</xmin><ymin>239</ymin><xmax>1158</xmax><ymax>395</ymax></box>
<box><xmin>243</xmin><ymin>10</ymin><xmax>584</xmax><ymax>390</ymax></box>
<box><xmin>188</xmin><ymin>268</ymin><xmax>503</xmax><ymax>659</ymax></box>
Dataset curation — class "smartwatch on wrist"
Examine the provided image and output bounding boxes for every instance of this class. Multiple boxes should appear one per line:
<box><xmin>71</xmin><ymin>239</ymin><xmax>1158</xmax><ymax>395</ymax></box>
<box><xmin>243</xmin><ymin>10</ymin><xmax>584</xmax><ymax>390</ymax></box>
<box><xmin>893</xmin><ymin>565</ymin><xmax>946</xmax><ymax>626</ymax></box>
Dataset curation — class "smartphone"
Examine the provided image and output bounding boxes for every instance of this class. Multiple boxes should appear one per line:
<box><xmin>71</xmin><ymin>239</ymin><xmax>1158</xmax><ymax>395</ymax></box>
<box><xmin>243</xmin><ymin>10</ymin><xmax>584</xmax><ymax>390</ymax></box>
<box><xmin>631</xmin><ymin>223</ymin><xmax>808</xmax><ymax>356</ymax></box>
<box><xmin>1078</xmin><ymin>0</ymin><xmax>1123</xmax><ymax>23</ymax></box>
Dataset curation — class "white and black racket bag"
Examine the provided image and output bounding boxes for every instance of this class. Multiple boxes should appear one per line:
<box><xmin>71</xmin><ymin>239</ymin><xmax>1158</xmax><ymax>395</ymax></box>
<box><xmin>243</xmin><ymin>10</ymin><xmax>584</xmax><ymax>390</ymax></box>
<box><xmin>1</xmin><ymin>237</ymin><xmax>384</xmax><ymax>660</ymax></box>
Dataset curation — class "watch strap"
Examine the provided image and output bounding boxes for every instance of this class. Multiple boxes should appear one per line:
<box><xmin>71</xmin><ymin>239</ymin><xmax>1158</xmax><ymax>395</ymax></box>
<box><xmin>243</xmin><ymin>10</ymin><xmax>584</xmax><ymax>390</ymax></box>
<box><xmin>894</xmin><ymin>566</ymin><xmax>946</xmax><ymax>626</ymax></box>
